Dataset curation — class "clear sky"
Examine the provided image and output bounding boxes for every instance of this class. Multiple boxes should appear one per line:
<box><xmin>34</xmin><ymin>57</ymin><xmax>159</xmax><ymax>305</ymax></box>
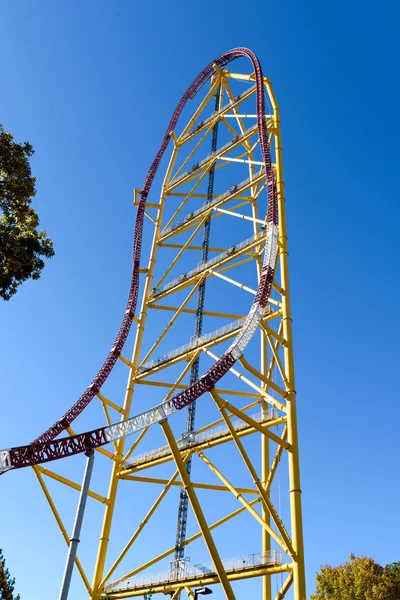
<box><xmin>0</xmin><ymin>1</ymin><xmax>399</xmax><ymax>599</ymax></box>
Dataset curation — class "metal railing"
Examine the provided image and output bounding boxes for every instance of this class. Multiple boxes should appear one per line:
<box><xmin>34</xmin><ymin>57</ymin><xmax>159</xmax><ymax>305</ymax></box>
<box><xmin>105</xmin><ymin>550</ymin><xmax>282</xmax><ymax>592</ymax></box>
<box><xmin>139</xmin><ymin>318</ymin><xmax>245</xmax><ymax>373</ymax></box>
<box><xmin>126</xmin><ymin>408</ymin><xmax>276</xmax><ymax>468</ymax></box>
<box><xmin>161</xmin><ymin>167</ymin><xmax>265</xmax><ymax>239</ymax></box>
<box><xmin>180</xmin><ymin>85</ymin><xmax>256</xmax><ymax>142</ymax></box>
<box><xmin>152</xmin><ymin>230</ymin><xmax>265</xmax><ymax>299</ymax></box>
<box><xmin>170</xmin><ymin>124</ymin><xmax>258</xmax><ymax>187</ymax></box>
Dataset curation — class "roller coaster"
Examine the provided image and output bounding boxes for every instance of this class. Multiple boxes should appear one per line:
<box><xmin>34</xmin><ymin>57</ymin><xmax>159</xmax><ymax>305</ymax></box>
<box><xmin>1</xmin><ymin>48</ymin><xmax>306</xmax><ymax>600</ymax></box>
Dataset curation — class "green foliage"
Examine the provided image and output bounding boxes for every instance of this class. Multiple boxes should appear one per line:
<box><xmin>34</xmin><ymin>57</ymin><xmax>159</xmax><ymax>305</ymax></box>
<box><xmin>0</xmin><ymin>124</ymin><xmax>54</xmax><ymax>300</ymax></box>
<box><xmin>311</xmin><ymin>554</ymin><xmax>400</xmax><ymax>600</ymax></box>
<box><xmin>0</xmin><ymin>549</ymin><xmax>20</xmax><ymax>600</ymax></box>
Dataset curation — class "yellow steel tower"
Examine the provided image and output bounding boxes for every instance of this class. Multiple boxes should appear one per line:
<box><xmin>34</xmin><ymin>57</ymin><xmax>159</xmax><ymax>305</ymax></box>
<box><xmin>15</xmin><ymin>49</ymin><xmax>306</xmax><ymax>600</ymax></box>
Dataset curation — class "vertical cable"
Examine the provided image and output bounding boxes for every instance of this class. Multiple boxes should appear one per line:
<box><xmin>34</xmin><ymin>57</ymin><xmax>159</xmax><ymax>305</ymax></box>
<box><xmin>174</xmin><ymin>84</ymin><xmax>221</xmax><ymax>565</ymax></box>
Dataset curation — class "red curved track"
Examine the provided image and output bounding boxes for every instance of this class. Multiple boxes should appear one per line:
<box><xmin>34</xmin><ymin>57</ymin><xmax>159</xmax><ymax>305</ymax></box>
<box><xmin>7</xmin><ymin>48</ymin><xmax>278</xmax><ymax>469</ymax></box>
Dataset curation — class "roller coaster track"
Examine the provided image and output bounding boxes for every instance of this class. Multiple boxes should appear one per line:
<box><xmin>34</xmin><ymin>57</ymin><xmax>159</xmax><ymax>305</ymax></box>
<box><xmin>0</xmin><ymin>47</ymin><xmax>278</xmax><ymax>473</ymax></box>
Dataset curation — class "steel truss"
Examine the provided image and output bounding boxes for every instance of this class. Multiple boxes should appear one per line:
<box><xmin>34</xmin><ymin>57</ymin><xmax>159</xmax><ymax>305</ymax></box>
<box><xmin>1</xmin><ymin>48</ymin><xmax>306</xmax><ymax>600</ymax></box>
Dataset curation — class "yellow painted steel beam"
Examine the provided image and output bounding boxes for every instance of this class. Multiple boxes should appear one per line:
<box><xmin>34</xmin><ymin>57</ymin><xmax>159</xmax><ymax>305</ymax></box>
<box><xmin>172</xmin><ymin>120</ymin><xmax>216</xmax><ymax>182</ymax></box>
<box><xmin>172</xmin><ymin>118</ymin><xmax>257</xmax><ymax>186</ymax></box>
<box><xmin>34</xmin><ymin>468</ymin><xmax>92</xmax><ymax>594</ymax></box>
<box><xmin>118</xmin><ymin>474</ymin><xmax>259</xmax><ymax>495</ymax></box>
<box><xmin>106</xmin><ymin>564</ymin><xmax>292</xmax><ymax>598</ymax></box>
<box><xmin>115</xmin><ymin>362</ymin><xmax>203</xmax><ymax>465</ymax></box>
<box><xmin>167</xmin><ymin>192</ymin><xmax>254</xmax><ymax>201</ymax></box>
<box><xmin>265</xmin><ymin>426</ymin><xmax>288</xmax><ymax>493</ymax></box>
<box><xmin>160</xmin><ymin>174</ymin><xmax>263</xmax><ymax>243</ymax></box>
<box><xmin>266</xmin><ymin>333</ymin><xmax>289</xmax><ymax>389</ymax></box>
<box><xmin>221</xmin><ymin>74</ymin><xmax>253</xmax><ymax>146</ymax></box>
<box><xmin>149</xmin><ymin>303</ymin><xmax>245</xmax><ymax>320</ymax></box>
<box><xmin>138</xmin><ymin>278</ymin><xmax>203</xmax><ymax>368</ymax></box>
<box><xmin>159</xmin><ymin>242</ymin><xmax>243</xmax><ymax>254</ymax></box>
<box><xmin>36</xmin><ymin>466</ymin><xmax>109</xmax><ymax>505</ymax></box>
<box><xmin>91</xmin><ymin>136</ymin><xmax>179</xmax><ymax>598</ymax></box>
<box><xmin>183</xmin><ymin>496</ymin><xmax>261</xmax><ymax>547</ymax></box>
<box><xmin>87</xmin><ymin>72</ymin><xmax>305</xmax><ymax>600</ymax></box>
<box><xmin>224</xmin><ymin>71</ymin><xmax>256</xmax><ymax>82</ymax></box>
<box><xmin>111</xmin><ymin>496</ymin><xmax>262</xmax><ymax>585</ymax></box>
<box><xmin>135</xmin><ymin>379</ymin><xmax>264</xmax><ymax>398</ymax></box>
<box><xmin>212</xmin><ymin>391</ymin><xmax>295</xmax><ymax>558</ymax></box>
<box><xmin>121</xmin><ymin>427</ymin><xmax>149</xmax><ymax>466</ymax></box>
<box><xmin>216</xmin><ymin>255</ymin><xmax>255</xmax><ymax>276</ymax></box>
<box><xmin>144</xmin><ymin>210</ymin><xmax>156</xmax><ymax>224</ymax></box>
<box><xmin>162</xmin><ymin>351</ymin><xmax>201</xmax><ymax>404</ymax></box>
<box><xmin>177</xmin><ymin>77</ymin><xmax>221</xmax><ymax>143</ymax></box>
<box><xmin>155</xmin><ymin>211</ymin><xmax>210</xmax><ymax>291</ymax></box>
<box><xmin>159</xmin><ymin>196</ymin><xmax>252</xmax><ymax>246</ymax></box>
<box><xmin>275</xmin><ymin>572</ymin><xmax>294</xmax><ymax>600</ymax></box>
<box><xmin>150</xmin><ymin>224</ymin><xmax>266</xmax><ymax>303</ymax></box>
<box><xmin>101</xmin><ymin>401</ymin><xmax>113</xmax><ymax>427</ymax></box>
<box><xmin>161</xmin><ymin>419</ymin><xmax>235</xmax><ymax>600</ymax></box>
<box><xmin>265</xmin><ymin>77</ymin><xmax>307</xmax><ymax>600</ymax></box>
<box><xmin>118</xmin><ymin>417</ymin><xmax>284</xmax><ymax>475</ymax></box>
<box><xmin>255</xmin><ymin>159</ymin><xmax>270</xmax><ymax>600</ymax></box>
<box><xmin>204</xmin><ymin>348</ymin><xmax>286</xmax><ymax>412</ymax></box>
<box><xmin>133</xmin><ymin>188</ymin><xmax>161</xmax><ymax>209</ymax></box>
<box><xmin>118</xmin><ymin>354</ymin><xmax>131</xmax><ymax>367</ymax></box>
<box><xmin>134</xmin><ymin>320</ymin><xmax>244</xmax><ymax>381</ymax></box>
<box><xmin>213</xmin><ymin>398</ymin><xmax>289</xmax><ymax>449</ymax></box>
<box><xmin>162</xmin><ymin>159</ymin><xmax>216</xmax><ymax>233</ymax></box>
<box><xmin>260</xmin><ymin>321</ymin><xmax>287</xmax><ymax>347</ymax></box>
<box><xmin>239</xmin><ymin>355</ymin><xmax>288</xmax><ymax>400</ymax></box>
<box><xmin>196</xmin><ymin>450</ymin><xmax>288</xmax><ymax>554</ymax></box>
<box><xmin>177</xmin><ymin>83</ymin><xmax>256</xmax><ymax>145</ymax></box>
<box><xmin>194</xmin><ymin>398</ymin><xmax>261</xmax><ymax>434</ymax></box>
<box><xmin>221</xmin><ymin>115</ymin><xmax>247</xmax><ymax>138</ymax></box>
<box><xmin>208</xmin><ymin>267</ymin><xmax>256</xmax><ymax>294</ymax></box>
<box><xmin>272</xmin><ymin>279</ymin><xmax>285</xmax><ymax>296</ymax></box>
<box><xmin>214</xmin><ymin>205</ymin><xmax>266</xmax><ymax>225</ymax></box>
<box><xmin>96</xmin><ymin>391</ymin><xmax>124</xmax><ymax>414</ymax></box>
<box><xmin>100</xmin><ymin>402</ymin><xmax>120</xmax><ymax>453</ymax></box>
<box><xmin>185</xmin><ymin>586</ymin><xmax>195</xmax><ymax>600</ymax></box>
<box><xmin>100</xmin><ymin>469</ymin><xmax>180</xmax><ymax>588</ymax></box>
<box><xmin>265</xmin><ymin>323</ymin><xmax>285</xmax><ymax>384</ymax></box>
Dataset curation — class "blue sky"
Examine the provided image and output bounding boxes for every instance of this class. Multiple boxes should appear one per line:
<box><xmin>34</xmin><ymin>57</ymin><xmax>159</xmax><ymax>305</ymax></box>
<box><xmin>0</xmin><ymin>1</ymin><xmax>399</xmax><ymax>599</ymax></box>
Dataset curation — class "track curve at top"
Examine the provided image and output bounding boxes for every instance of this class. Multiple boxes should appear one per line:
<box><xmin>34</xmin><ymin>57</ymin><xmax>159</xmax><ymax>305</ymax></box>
<box><xmin>1</xmin><ymin>48</ymin><xmax>278</xmax><ymax>471</ymax></box>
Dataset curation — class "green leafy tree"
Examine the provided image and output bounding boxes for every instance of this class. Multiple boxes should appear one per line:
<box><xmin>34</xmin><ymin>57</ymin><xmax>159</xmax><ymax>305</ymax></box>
<box><xmin>0</xmin><ymin>549</ymin><xmax>20</xmax><ymax>600</ymax></box>
<box><xmin>311</xmin><ymin>554</ymin><xmax>400</xmax><ymax>600</ymax></box>
<box><xmin>0</xmin><ymin>124</ymin><xmax>54</xmax><ymax>300</ymax></box>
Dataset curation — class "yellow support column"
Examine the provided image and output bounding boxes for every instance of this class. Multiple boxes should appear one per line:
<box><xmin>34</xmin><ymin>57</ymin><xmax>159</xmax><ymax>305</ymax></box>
<box><xmin>265</xmin><ymin>78</ymin><xmax>307</xmax><ymax>600</ymax></box>
<box><xmin>91</xmin><ymin>144</ymin><xmax>178</xmax><ymax>599</ymax></box>
<box><xmin>261</xmin><ymin>332</ymin><xmax>271</xmax><ymax>600</ymax></box>
<box><xmin>160</xmin><ymin>418</ymin><xmax>236</xmax><ymax>600</ymax></box>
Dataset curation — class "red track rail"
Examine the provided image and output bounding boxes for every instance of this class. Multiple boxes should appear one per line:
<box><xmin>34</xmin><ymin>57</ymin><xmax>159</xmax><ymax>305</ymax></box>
<box><xmin>5</xmin><ymin>48</ymin><xmax>278</xmax><ymax>470</ymax></box>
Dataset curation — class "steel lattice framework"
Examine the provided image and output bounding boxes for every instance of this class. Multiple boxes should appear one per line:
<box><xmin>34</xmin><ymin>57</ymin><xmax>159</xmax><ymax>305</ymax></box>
<box><xmin>0</xmin><ymin>48</ymin><xmax>306</xmax><ymax>600</ymax></box>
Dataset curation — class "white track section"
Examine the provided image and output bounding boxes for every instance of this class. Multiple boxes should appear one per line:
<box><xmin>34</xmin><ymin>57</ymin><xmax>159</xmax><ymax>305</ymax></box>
<box><xmin>0</xmin><ymin>451</ymin><xmax>10</xmax><ymax>473</ymax></box>
<box><xmin>126</xmin><ymin>408</ymin><xmax>277</xmax><ymax>468</ymax></box>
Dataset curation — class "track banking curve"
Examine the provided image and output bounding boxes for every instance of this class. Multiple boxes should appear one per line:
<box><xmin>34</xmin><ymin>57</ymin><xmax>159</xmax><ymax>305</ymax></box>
<box><xmin>0</xmin><ymin>48</ymin><xmax>278</xmax><ymax>473</ymax></box>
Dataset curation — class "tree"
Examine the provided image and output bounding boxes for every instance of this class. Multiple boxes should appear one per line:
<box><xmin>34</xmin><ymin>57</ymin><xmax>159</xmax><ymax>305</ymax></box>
<box><xmin>0</xmin><ymin>549</ymin><xmax>20</xmax><ymax>600</ymax></box>
<box><xmin>0</xmin><ymin>124</ymin><xmax>54</xmax><ymax>300</ymax></box>
<box><xmin>311</xmin><ymin>554</ymin><xmax>400</xmax><ymax>600</ymax></box>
